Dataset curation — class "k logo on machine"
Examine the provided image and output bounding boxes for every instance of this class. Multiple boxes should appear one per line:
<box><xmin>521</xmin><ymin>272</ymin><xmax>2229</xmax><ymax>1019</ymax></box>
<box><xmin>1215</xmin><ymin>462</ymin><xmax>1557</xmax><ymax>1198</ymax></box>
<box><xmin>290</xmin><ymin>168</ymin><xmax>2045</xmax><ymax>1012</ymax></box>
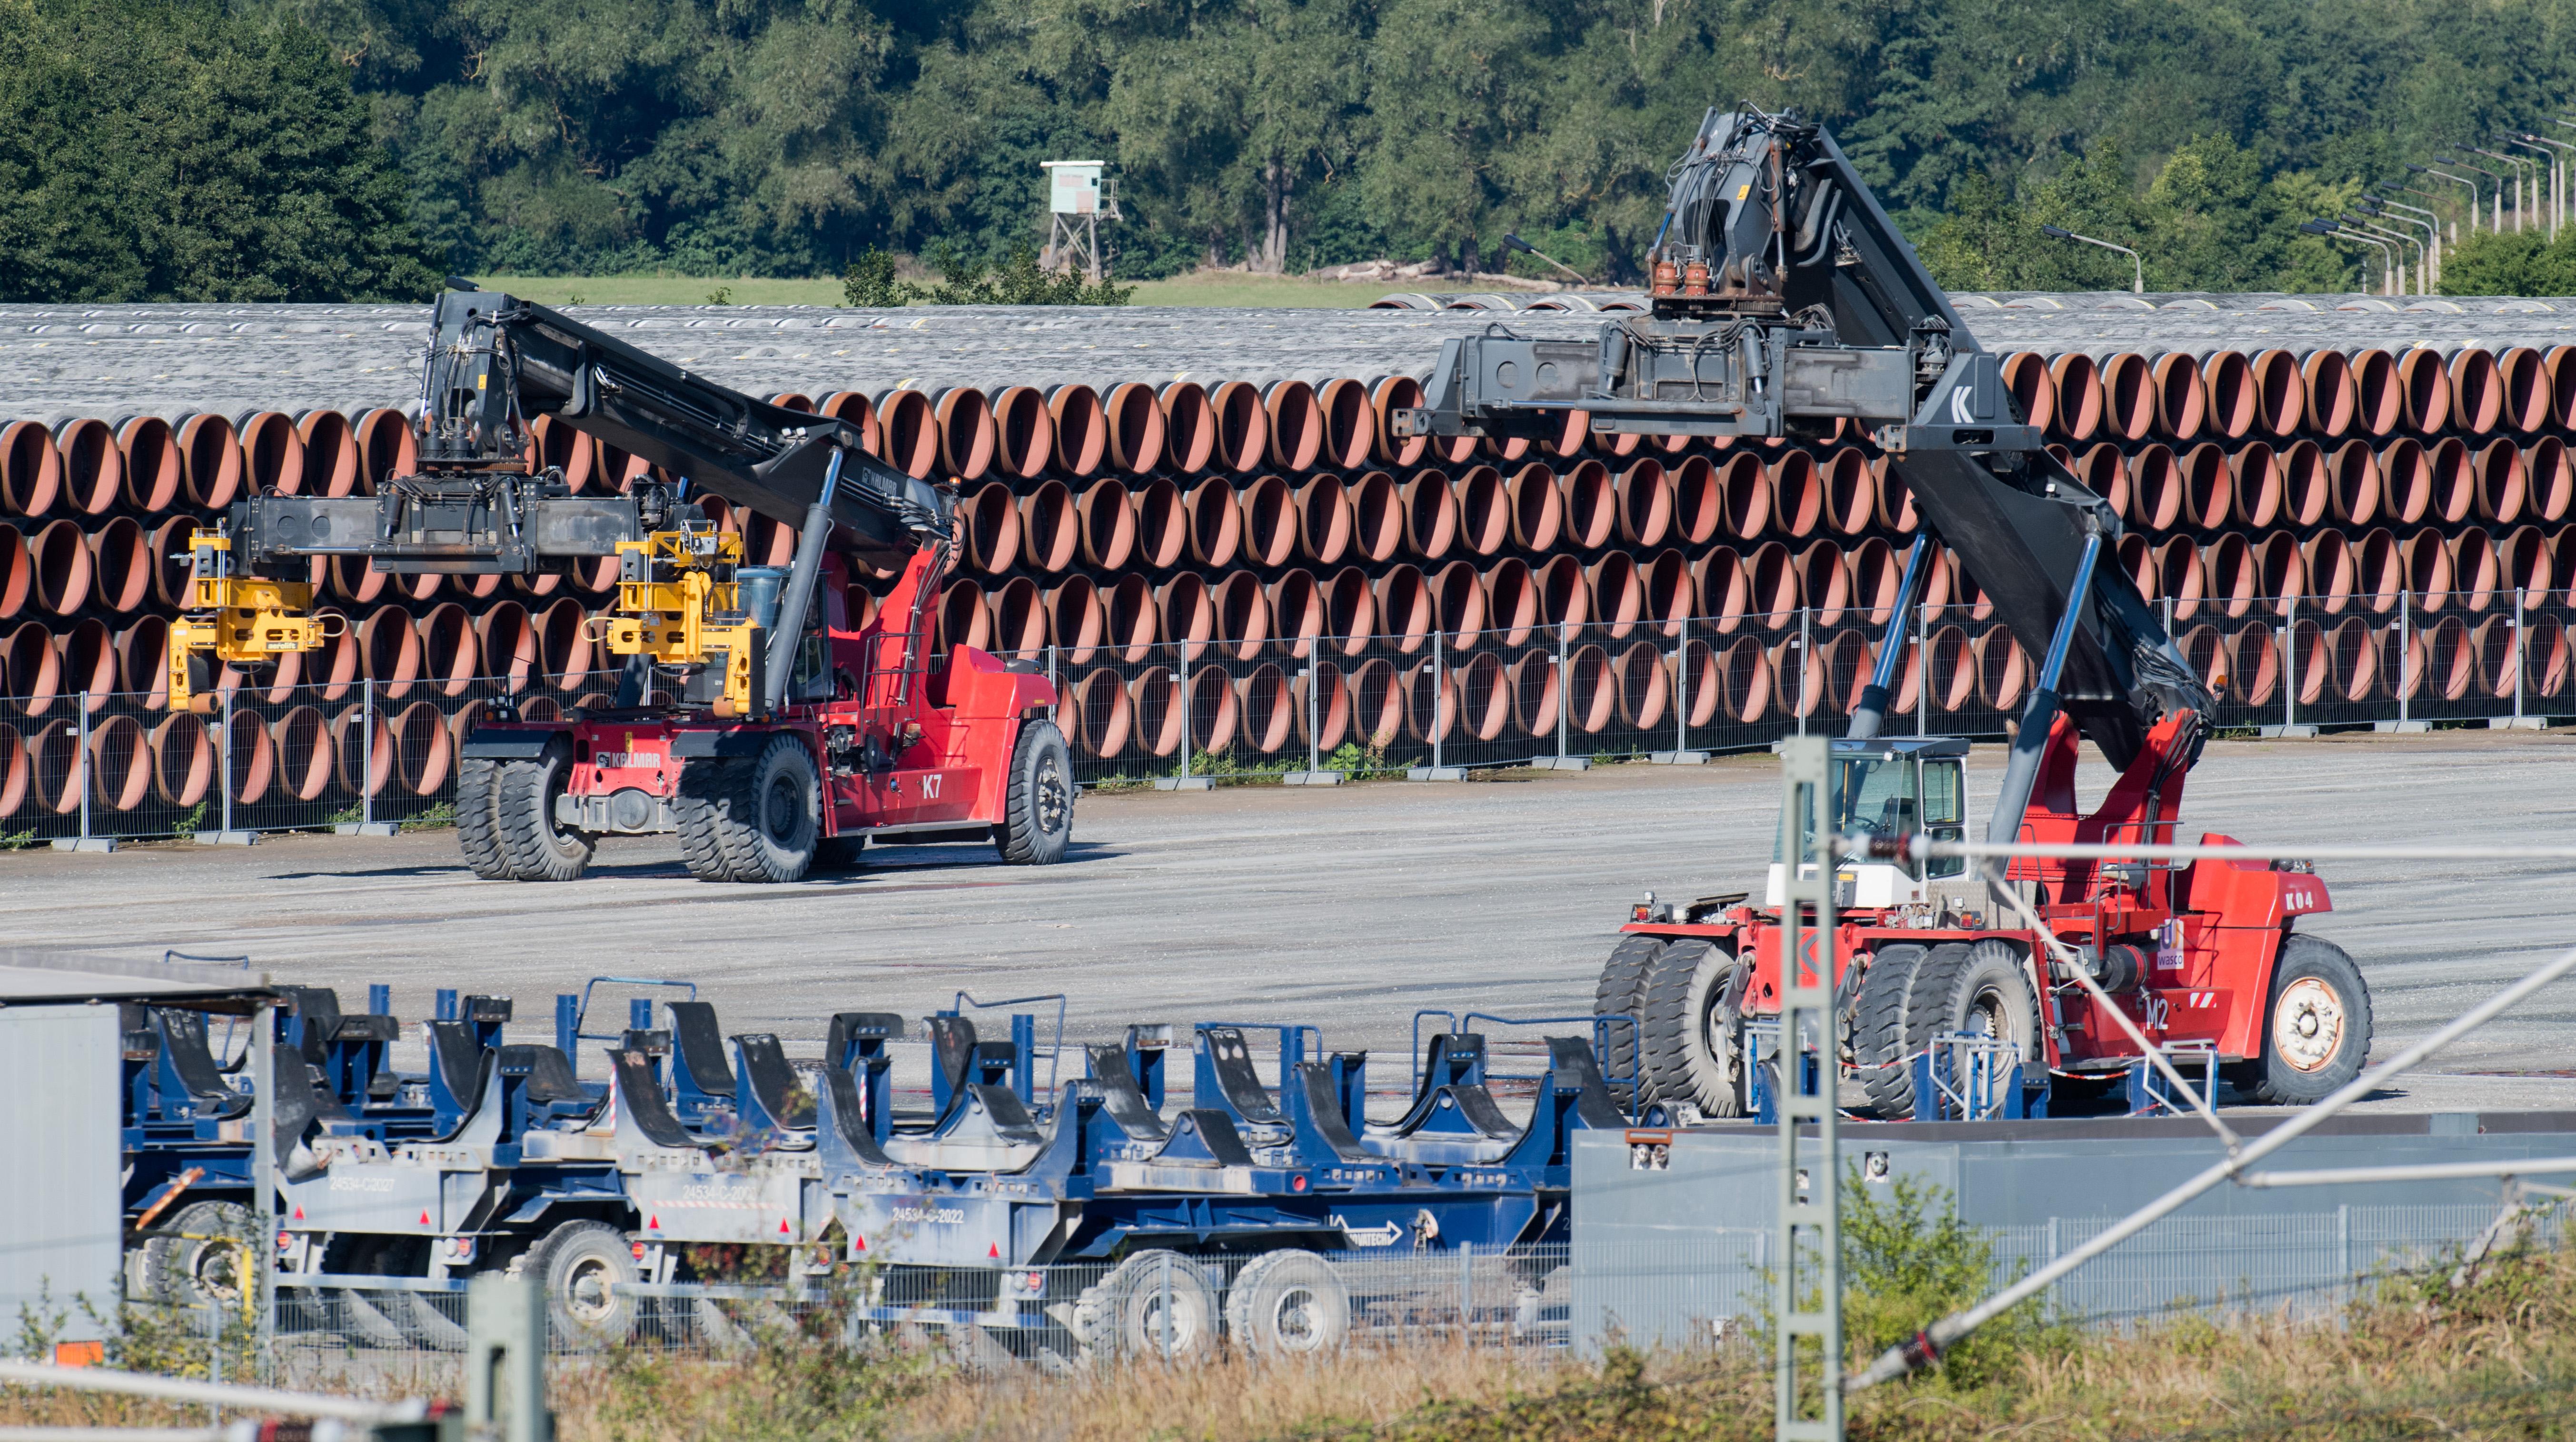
<box><xmin>1950</xmin><ymin>382</ymin><xmax>1975</xmax><ymax>425</ymax></box>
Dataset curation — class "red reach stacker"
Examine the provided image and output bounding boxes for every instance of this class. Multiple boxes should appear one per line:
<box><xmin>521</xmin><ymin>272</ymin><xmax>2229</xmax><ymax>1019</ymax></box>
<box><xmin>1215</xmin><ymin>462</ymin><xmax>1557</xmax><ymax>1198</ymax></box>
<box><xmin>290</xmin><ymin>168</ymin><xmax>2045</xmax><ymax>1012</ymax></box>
<box><xmin>171</xmin><ymin>284</ymin><xmax>1071</xmax><ymax>883</ymax></box>
<box><xmin>1399</xmin><ymin>106</ymin><xmax>2371</xmax><ymax>1115</ymax></box>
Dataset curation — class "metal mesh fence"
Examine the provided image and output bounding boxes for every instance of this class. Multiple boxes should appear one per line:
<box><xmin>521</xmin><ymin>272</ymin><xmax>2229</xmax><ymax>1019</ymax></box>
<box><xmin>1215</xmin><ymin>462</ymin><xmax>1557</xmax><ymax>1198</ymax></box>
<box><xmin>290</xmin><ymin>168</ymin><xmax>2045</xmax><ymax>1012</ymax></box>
<box><xmin>1571</xmin><ymin>1199</ymin><xmax>2560</xmax><ymax>1351</ymax></box>
<box><xmin>4</xmin><ymin>590</ymin><xmax>2569</xmax><ymax>839</ymax></box>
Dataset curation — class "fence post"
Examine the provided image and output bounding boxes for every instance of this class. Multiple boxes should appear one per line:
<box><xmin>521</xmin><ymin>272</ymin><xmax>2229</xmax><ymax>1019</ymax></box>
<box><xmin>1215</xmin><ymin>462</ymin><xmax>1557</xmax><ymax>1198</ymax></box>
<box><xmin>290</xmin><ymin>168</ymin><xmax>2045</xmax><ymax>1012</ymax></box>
<box><xmin>1676</xmin><ymin>614</ymin><xmax>1688</xmax><ymax>755</ymax></box>
<box><xmin>1916</xmin><ymin>597</ymin><xmax>1930</xmax><ymax>736</ymax></box>
<box><xmin>1308</xmin><ymin>663</ymin><xmax>1320</xmax><ymax>774</ymax></box>
<box><xmin>1432</xmin><ymin>627</ymin><xmax>1444</xmax><ymax>774</ymax></box>
<box><xmin>1156</xmin><ymin>641</ymin><xmax>1208</xmax><ymax>790</ymax></box>
<box><xmin>1046</xmin><ymin>643</ymin><xmax>1057</xmax><ymax>704</ymax></box>
<box><xmin>1459</xmin><ymin>1241</ymin><xmax>1474</xmax><ymax>1334</ymax></box>
<box><xmin>76</xmin><ymin>692</ymin><xmax>90</xmax><ymax>842</ymax></box>
<box><xmin>1556</xmin><ymin>626</ymin><xmax>1573</xmax><ymax>765</ymax></box>
<box><xmin>2397</xmin><ymin>590</ymin><xmax>2414</xmax><ymax>731</ymax></box>
<box><xmin>220</xmin><ymin>688</ymin><xmax>234</xmax><ymax>835</ymax></box>
<box><xmin>1157</xmin><ymin>1252</ymin><xmax>1174</xmax><ymax>1362</ymax></box>
<box><xmin>2513</xmin><ymin>587</ymin><xmax>2528</xmax><ymax>726</ymax></box>
<box><xmin>2285</xmin><ymin>593</ymin><xmax>2297</xmax><ymax>732</ymax></box>
<box><xmin>362</xmin><ymin>677</ymin><xmax>375</xmax><ymax>830</ymax></box>
<box><xmin>1797</xmin><ymin>607</ymin><xmax>1811</xmax><ymax>738</ymax></box>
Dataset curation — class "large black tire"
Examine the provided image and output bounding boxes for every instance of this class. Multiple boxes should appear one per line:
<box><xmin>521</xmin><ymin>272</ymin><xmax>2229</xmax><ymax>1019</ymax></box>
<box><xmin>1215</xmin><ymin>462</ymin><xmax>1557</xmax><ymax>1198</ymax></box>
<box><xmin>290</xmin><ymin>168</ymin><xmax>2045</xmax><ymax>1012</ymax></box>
<box><xmin>138</xmin><ymin>1200</ymin><xmax>253</xmax><ymax>1308</ymax></box>
<box><xmin>1920</xmin><ymin>939</ymin><xmax>2042</xmax><ymax>1066</ymax></box>
<box><xmin>455</xmin><ymin>756</ymin><xmax>510</xmax><ymax>879</ymax></box>
<box><xmin>1070</xmin><ymin>1251</ymin><xmax>1219</xmax><ymax>1360</ymax></box>
<box><xmin>1636</xmin><ymin>938</ymin><xmax>1748</xmax><ymax>1119</ymax></box>
<box><xmin>523</xmin><ymin>1219</ymin><xmax>639</xmax><ymax>1348</ymax></box>
<box><xmin>995</xmin><ymin>720</ymin><xmax>1073</xmax><ymax>865</ymax></box>
<box><xmin>1852</xmin><ymin>943</ymin><xmax>1931</xmax><ymax>1117</ymax></box>
<box><xmin>1593</xmin><ymin>933</ymin><xmax>1665</xmax><ymax>1108</ymax></box>
<box><xmin>674</xmin><ymin>758</ymin><xmax>745</xmax><ymax>881</ymax></box>
<box><xmin>675</xmin><ymin>736</ymin><xmax>819</xmax><ymax>883</ymax></box>
<box><xmin>1223</xmin><ymin>1249</ymin><xmax>1350</xmax><ymax>1358</ymax></box>
<box><xmin>2228</xmin><ymin>935</ymin><xmax>2373</xmax><ymax>1104</ymax></box>
<box><xmin>495</xmin><ymin>738</ymin><xmax>593</xmax><ymax>882</ymax></box>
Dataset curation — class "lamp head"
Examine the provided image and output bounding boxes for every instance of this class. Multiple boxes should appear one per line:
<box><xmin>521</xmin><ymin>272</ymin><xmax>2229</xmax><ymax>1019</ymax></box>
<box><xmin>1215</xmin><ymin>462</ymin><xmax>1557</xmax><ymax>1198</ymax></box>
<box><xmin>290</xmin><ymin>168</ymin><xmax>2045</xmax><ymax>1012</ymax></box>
<box><xmin>1501</xmin><ymin>234</ymin><xmax>1536</xmax><ymax>255</ymax></box>
<box><xmin>2298</xmin><ymin>220</ymin><xmax>2337</xmax><ymax>235</ymax></box>
<box><xmin>2038</xmin><ymin>224</ymin><xmax>2073</xmax><ymax>239</ymax></box>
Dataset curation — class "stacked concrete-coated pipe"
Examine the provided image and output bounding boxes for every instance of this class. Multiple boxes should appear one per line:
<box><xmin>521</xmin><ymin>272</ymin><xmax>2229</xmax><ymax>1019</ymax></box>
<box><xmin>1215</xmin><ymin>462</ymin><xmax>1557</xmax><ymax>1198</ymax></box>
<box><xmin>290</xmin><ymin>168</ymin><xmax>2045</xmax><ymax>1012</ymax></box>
<box><xmin>10</xmin><ymin>320</ymin><xmax>2576</xmax><ymax>826</ymax></box>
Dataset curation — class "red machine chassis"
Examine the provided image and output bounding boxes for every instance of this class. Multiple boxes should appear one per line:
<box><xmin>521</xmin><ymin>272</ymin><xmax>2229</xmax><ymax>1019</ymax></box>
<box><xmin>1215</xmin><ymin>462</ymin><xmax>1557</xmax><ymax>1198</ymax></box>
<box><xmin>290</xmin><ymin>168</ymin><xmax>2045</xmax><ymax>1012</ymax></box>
<box><xmin>1620</xmin><ymin>713</ymin><xmax>2328</xmax><ymax>1074</ymax></box>
<box><xmin>486</xmin><ymin>549</ymin><xmax>1053</xmax><ymax>842</ymax></box>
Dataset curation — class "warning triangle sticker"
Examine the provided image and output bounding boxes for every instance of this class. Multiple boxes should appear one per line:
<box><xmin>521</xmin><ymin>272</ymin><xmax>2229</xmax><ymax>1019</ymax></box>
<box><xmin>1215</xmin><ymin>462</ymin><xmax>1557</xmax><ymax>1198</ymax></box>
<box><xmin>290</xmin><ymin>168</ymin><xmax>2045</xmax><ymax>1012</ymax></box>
<box><xmin>852</xmin><ymin>1235</ymin><xmax>866</xmax><ymax>1252</ymax></box>
<box><xmin>987</xmin><ymin>1242</ymin><xmax>1000</xmax><ymax>1259</ymax></box>
<box><xmin>418</xmin><ymin>1212</ymin><xmax>431</xmax><ymax>1226</ymax></box>
<box><xmin>647</xmin><ymin>1215</ymin><xmax>660</xmax><ymax>1230</ymax></box>
<box><xmin>778</xmin><ymin>1218</ymin><xmax>793</xmax><ymax>1235</ymax></box>
<box><xmin>291</xmin><ymin>1205</ymin><xmax>304</xmax><ymax>1221</ymax></box>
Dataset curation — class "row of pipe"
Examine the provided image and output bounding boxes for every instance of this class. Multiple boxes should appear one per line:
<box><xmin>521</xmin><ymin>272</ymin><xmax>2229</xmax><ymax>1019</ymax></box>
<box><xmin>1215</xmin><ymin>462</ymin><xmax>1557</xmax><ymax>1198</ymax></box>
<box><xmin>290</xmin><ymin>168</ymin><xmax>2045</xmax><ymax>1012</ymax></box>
<box><xmin>0</xmin><ymin>597</ymin><xmax>612</xmax><ymax>715</ymax></box>
<box><xmin>3</xmin><ymin>438</ymin><xmax>2565</xmax><ymax>625</ymax></box>
<box><xmin>7</xmin><ymin>341</ymin><xmax>2571</xmax><ymax>523</ymax></box>
<box><xmin>934</xmin><ymin>524</ymin><xmax>2576</xmax><ymax>668</ymax></box>
<box><xmin>10</xmin><ymin>516</ymin><xmax>2574</xmax><ymax>714</ymax></box>
<box><xmin>0</xmin><ymin>688</ymin><xmax>585</xmax><ymax>820</ymax></box>
<box><xmin>0</xmin><ymin>516</ymin><xmax>619</xmax><ymax>622</ymax></box>
<box><xmin>953</xmin><ymin>437</ymin><xmax>2576</xmax><ymax>578</ymax></box>
<box><xmin>3</xmin><ymin>599</ymin><xmax>2553</xmax><ymax>810</ymax></box>
<box><xmin>1044</xmin><ymin>605</ymin><xmax>2576</xmax><ymax>762</ymax></box>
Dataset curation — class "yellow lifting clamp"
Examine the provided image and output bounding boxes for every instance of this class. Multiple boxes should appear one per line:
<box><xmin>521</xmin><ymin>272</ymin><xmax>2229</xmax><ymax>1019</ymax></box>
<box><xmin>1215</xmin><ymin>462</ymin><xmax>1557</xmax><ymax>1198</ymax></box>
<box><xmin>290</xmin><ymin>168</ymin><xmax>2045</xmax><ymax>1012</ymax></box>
<box><xmin>168</xmin><ymin>530</ymin><xmax>334</xmax><ymax>710</ymax></box>
<box><xmin>599</xmin><ymin>523</ymin><xmax>763</xmax><ymax>715</ymax></box>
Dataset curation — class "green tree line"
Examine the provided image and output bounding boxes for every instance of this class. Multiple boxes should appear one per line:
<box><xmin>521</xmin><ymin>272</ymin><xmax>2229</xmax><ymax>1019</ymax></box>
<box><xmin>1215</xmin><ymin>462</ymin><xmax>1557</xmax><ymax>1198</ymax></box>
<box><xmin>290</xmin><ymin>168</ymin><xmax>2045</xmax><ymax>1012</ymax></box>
<box><xmin>12</xmin><ymin>0</ymin><xmax>2576</xmax><ymax>301</ymax></box>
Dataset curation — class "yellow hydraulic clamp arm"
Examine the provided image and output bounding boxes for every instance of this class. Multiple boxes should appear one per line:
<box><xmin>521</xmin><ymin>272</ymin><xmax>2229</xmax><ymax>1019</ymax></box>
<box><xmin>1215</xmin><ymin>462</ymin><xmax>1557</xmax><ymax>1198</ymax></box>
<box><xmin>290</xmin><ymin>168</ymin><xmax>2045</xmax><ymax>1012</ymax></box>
<box><xmin>167</xmin><ymin>531</ymin><xmax>339</xmax><ymax>710</ymax></box>
<box><xmin>597</xmin><ymin>523</ymin><xmax>763</xmax><ymax>716</ymax></box>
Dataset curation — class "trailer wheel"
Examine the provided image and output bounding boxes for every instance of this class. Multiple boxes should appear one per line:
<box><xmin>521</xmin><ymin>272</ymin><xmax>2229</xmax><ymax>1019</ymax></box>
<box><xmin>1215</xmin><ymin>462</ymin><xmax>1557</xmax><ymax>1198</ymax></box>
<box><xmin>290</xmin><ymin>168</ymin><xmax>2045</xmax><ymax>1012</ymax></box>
<box><xmin>455</xmin><ymin>757</ymin><xmax>510</xmax><ymax>879</ymax></box>
<box><xmin>495</xmin><ymin>738</ymin><xmax>594</xmax><ymax>882</ymax></box>
<box><xmin>525</xmin><ymin>1219</ymin><xmax>639</xmax><ymax>1348</ymax></box>
<box><xmin>1070</xmin><ymin>1251</ymin><xmax>1219</xmax><ymax>1360</ymax></box>
<box><xmin>2229</xmin><ymin>935</ymin><xmax>2372</xmax><ymax>1104</ymax></box>
<box><xmin>1593</xmin><ymin>934</ymin><xmax>1665</xmax><ymax>1105</ymax></box>
<box><xmin>138</xmin><ymin>1200</ymin><xmax>253</xmax><ymax>1308</ymax></box>
<box><xmin>1921</xmin><ymin>940</ymin><xmax>2041</xmax><ymax>1067</ymax></box>
<box><xmin>1853</xmin><ymin>943</ymin><xmax>1932</xmax><ymax>1117</ymax></box>
<box><xmin>995</xmin><ymin>720</ymin><xmax>1073</xmax><ymax>865</ymax></box>
<box><xmin>1637</xmin><ymin>938</ymin><xmax>1747</xmax><ymax>1118</ymax></box>
<box><xmin>1225</xmin><ymin>1249</ymin><xmax>1350</xmax><ymax>1357</ymax></box>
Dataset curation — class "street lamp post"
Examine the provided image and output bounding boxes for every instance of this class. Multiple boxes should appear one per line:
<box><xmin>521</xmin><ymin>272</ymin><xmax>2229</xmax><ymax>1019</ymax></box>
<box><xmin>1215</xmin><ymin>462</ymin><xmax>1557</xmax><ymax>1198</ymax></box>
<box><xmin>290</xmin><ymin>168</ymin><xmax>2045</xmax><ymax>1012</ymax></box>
<box><xmin>2409</xmin><ymin>162</ymin><xmax>2481</xmax><ymax>238</ymax></box>
<box><xmin>2518</xmin><ymin>135</ymin><xmax>2573</xmax><ymax>237</ymax></box>
<box><xmin>2469</xmin><ymin>147</ymin><xmax>2537</xmax><ymax>231</ymax></box>
<box><xmin>2393</xmin><ymin>181</ymin><xmax>2464</xmax><ymax>241</ymax></box>
<box><xmin>2439</xmin><ymin>156</ymin><xmax>2511</xmax><ymax>231</ymax></box>
<box><xmin>2365</xmin><ymin>194</ymin><xmax>2444</xmax><ymax>285</ymax></box>
<box><xmin>2303</xmin><ymin>219</ymin><xmax>2396</xmax><ymax>296</ymax></box>
<box><xmin>2359</xmin><ymin>200</ymin><xmax>2431</xmax><ymax>288</ymax></box>
<box><xmin>2345</xmin><ymin>214</ymin><xmax>2425</xmax><ymax>294</ymax></box>
<box><xmin>2036</xmin><ymin>224</ymin><xmax>2144</xmax><ymax>294</ymax></box>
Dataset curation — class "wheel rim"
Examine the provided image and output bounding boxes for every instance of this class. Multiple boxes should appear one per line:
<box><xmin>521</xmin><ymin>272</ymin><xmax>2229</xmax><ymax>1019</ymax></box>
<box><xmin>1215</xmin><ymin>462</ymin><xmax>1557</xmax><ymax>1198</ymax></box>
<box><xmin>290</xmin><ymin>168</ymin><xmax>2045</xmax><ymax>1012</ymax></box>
<box><xmin>2274</xmin><ymin>976</ymin><xmax>2347</xmax><ymax>1073</ymax></box>
<box><xmin>1698</xmin><ymin>985</ymin><xmax>1739</xmax><ymax>1084</ymax></box>
<box><xmin>1269</xmin><ymin>1284</ymin><xmax>1321</xmax><ymax>1350</ymax></box>
<box><xmin>563</xmin><ymin>1255</ymin><xmax>620</xmax><ymax>1325</ymax></box>
<box><xmin>764</xmin><ymin>773</ymin><xmax>802</xmax><ymax>838</ymax></box>
<box><xmin>1965</xmin><ymin>985</ymin><xmax>2010</xmax><ymax>1044</ymax></box>
<box><xmin>1034</xmin><ymin>757</ymin><xmax>1069</xmax><ymax>834</ymax></box>
<box><xmin>191</xmin><ymin>1239</ymin><xmax>245</xmax><ymax>1303</ymax></box>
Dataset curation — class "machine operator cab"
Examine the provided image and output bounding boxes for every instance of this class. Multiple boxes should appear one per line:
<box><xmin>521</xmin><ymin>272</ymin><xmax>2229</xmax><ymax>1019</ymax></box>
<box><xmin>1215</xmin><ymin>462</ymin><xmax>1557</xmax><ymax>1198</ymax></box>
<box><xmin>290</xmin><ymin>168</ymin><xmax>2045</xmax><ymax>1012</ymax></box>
<box><xmin>1764</xmin><ymin>736</ymin><xmax>1970</xmax><ymax>912</ymax></box>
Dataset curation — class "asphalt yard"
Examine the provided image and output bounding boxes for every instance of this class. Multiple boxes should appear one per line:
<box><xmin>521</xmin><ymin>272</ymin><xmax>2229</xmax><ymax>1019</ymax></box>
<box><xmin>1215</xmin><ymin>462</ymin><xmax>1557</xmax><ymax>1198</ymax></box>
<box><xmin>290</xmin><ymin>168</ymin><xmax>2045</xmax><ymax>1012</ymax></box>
<box><xmin>6</xmin><ymin>728</ymin><xmax>2573</xmax><ymax>1112</ymax></box>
